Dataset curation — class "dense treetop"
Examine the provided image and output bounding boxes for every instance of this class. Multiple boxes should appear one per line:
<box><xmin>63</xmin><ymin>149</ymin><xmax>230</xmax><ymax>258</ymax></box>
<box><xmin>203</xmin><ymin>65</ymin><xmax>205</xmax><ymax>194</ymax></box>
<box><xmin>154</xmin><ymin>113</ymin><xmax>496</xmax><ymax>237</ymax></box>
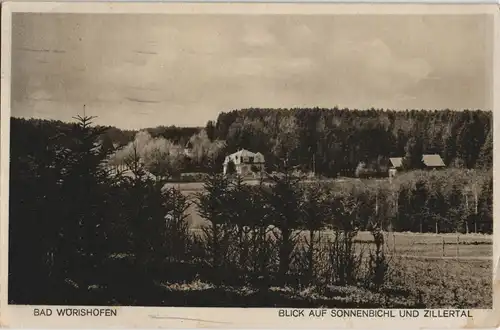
<box><xmin>211</xmin><ymin>108</ymin><xmax>492</xmax><ymax>174</ymax></box>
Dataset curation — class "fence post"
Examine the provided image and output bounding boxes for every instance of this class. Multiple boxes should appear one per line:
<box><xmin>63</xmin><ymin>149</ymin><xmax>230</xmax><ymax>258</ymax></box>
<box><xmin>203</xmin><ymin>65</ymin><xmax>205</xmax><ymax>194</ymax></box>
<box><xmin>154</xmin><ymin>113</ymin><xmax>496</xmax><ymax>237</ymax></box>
<box><xmin>456</xmin><ymin>235</ymin><xmax>460</xmax><ymax>259</ymax></box>
<box><xmin>393</xmin><ymin>233</ymin><xmax>396</xmax><ymax>254</ymax></box>
<box><xmin>442</xmin><ymin>237</ymin><xmax>445</xmax><ymax>257</ymax></box>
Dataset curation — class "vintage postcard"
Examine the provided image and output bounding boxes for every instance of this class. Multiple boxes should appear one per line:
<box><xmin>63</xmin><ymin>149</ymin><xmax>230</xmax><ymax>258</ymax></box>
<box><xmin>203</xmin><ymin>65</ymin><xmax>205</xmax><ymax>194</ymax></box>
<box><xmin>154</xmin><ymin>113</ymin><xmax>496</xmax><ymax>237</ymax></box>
<box><xmin>0</xmin><ymin>1</ymin><xmax>499</xmax><ymax>328</ymax></box>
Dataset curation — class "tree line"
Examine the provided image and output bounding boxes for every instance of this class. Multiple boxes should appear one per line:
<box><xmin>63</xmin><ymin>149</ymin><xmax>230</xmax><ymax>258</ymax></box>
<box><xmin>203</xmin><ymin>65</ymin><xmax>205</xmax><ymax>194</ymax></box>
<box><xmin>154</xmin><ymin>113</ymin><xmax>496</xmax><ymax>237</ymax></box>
<box><xmin>209</xmin><ymin>108</ymin><xmax>492</xmax><ymax>176</ymax></box>
<box><xmin>12</xmin><ymin>108</ymin><xmax>492</xmax><ymax>178</ymax></box>
<box><xmin>312</xmin><ymin>169</ymin><xmax>493</xmax><ymax>234</ymax></box>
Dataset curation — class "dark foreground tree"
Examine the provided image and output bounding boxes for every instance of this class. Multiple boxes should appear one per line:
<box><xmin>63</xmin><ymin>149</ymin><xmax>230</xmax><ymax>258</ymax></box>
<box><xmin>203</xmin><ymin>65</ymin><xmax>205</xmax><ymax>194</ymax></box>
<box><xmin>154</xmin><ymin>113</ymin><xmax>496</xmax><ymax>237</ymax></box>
<box><xmin>163</xmin><ymin>187</ymin><xmax>192</xmax><ymax>262</ymax></box>
<box><xmin>300</xmin><ymin>184</ymin><xmax>328</xmax><ymax>283</ymax></box>
<box><xmin>194</xmin><ymin>172</ymin><xmax>233</xmax><ymax>280</ymax></box>
<box><xmin>9</xmin><ymin>115</ymin><xmax>116</xmax><ymax>303</ymax></box>
<box><xmin>265</xmin><ymin>162</ymin><xmax>305</xmax><ymax>283</ymax></box>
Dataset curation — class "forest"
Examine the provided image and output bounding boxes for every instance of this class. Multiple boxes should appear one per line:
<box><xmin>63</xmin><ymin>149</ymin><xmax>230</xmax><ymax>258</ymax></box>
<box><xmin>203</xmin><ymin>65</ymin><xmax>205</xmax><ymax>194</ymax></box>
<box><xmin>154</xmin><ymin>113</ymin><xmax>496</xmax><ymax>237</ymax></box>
<box><xmin>209</xmin><ymin>108</ymin><xmax>492</xmax><ymax>176</ymax></box>
<box><xmin>11</xmin><ymin>108</ymin><xmax>492</xmax><ymax>177</ymax></box>
<box><xmin>7</xmin><ymin>108</ymin><xmax>493</xmax><ymax>307</ymax></box>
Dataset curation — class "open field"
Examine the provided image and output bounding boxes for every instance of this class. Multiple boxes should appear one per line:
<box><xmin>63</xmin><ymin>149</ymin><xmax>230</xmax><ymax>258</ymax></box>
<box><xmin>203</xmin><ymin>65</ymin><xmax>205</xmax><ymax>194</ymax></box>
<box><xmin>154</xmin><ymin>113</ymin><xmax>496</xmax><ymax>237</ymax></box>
<box><xmin>354</xmin><ymin>231</ymin><xmax>492</xmax><ymax>259</ymax></box>
<box><xmin>164</xmin><ymin>180</ymin><xmax>260</xmax><ymax>192</ymax></box>
<box><xmin>187</xmin><ymin>227</ymin><xmax>492</xmax><ymax>260</ymax></box>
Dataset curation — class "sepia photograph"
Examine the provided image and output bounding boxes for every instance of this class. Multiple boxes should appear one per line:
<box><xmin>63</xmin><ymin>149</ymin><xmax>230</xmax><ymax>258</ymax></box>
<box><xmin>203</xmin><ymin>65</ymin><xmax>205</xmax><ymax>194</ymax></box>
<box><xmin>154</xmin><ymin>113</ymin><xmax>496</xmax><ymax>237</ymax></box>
<box><xmin>0</xmin><ymin>2</ymin><xmax>497</xmax><ymax>325</ymax></box>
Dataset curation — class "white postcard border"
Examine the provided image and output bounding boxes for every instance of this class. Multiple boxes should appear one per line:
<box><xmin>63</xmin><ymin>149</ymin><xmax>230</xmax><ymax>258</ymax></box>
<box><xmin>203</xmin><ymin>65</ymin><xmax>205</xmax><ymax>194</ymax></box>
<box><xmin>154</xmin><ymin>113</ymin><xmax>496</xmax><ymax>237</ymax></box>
<box><xmin>1</xmin><ymin>1</ymin><xmax>499</xmax><ymax>328</ymax></box>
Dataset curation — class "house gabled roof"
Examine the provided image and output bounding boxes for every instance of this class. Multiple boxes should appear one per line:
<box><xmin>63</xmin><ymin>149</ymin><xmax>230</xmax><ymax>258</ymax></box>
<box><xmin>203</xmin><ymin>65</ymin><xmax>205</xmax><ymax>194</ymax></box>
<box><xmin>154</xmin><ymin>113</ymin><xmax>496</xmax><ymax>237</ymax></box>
<box><xmin>389</xmin><ymin>157</ymin><xmax>403</xmax><ymax>168</ymax></box>
<box><xmin>389</xmin><ymin>154</ymin><xmax>445</xmax><ymax>169</ymax></box>
<box><xmin>231</xmin><ymin>149</ymin><xmax>256</xmax><ymax>158</ymax></box>
<box><xmin>224</xmin><ymin>149</ymin><xmax>265</xmax><ymax>165</ymax></box>
<box><xmin>422</xmin><ymin>154</ymin><xmax>445</xmax><ymax>167</ymax></box>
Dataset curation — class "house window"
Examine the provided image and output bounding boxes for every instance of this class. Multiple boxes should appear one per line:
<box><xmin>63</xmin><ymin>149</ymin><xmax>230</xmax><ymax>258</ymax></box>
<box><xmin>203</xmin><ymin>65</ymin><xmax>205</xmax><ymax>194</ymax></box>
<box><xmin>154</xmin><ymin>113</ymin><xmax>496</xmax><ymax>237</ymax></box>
<box><xmin>249</xmin><ymin>157</ymin><xmax>254</xmax><ymax>163</ymax></box>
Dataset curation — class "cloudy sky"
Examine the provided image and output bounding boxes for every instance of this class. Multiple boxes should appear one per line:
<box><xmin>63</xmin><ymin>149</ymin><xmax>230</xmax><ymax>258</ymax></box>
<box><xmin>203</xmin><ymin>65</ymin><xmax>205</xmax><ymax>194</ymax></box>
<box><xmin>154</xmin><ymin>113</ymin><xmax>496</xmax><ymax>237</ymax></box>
<box><xmin>11</xmin><ymin>13</ymin><xmax>492</xmax><ymax>129</ymax></box>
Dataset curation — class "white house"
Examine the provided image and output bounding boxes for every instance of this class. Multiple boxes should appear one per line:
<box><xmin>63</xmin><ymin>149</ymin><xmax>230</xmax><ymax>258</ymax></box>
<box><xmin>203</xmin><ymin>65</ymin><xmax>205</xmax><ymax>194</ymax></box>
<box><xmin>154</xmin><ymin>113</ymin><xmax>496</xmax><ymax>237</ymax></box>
<box><xmin>223</xmin><ymin>149</ymin><xmax>265</xmax><ymax>177</ymax></box>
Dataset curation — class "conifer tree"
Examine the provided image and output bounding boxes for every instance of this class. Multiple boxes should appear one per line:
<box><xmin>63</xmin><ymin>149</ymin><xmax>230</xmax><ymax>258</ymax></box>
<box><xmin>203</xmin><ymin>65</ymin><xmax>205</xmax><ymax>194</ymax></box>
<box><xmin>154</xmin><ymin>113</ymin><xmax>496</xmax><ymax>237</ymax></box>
<box><xmin>265</xmin><ymin>161</ymin><xmax>305</xmax><ymax>283</ymax></box>
<box><xmin>45</xmin><ymin>114</ymin><xmax>117</xmax><ymax>293</ymax></box>
<box><xmin>402</xmin><ymin>137</ymin><xmax>425</xmax><ymax>170</ymax></box>
<box><xmin>227</xmin><ymin>175</ymin><xmax>254</xmax><ymax>269</ymax></box>
<box><xmin>163</xmin><ymin>187</ymin><xmax>192</xmax><ymax>262</ymax></box>
<box><xmin>300</xmin><ymin>184</ymin><xmax>328</xmax><ymax>282</ymax></box>
<box><xmin>194</xmin><ymin>173</ymin><xmax>232</xmax><ymax>271</ymax></box>
<box><xmin>477</xmin><ymin>128</ymin><xmax>492</xmax><ymax>169</ymax></box>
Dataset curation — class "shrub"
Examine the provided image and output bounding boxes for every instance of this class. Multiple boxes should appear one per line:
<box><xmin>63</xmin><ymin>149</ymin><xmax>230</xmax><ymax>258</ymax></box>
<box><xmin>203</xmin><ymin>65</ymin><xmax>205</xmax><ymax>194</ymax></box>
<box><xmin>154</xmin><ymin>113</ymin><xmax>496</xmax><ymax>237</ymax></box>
<box><xmin>226</xmin><ymin>160</ymin><xmax>237</xmax><ymax>175</ymax></box>
<box><xmin>366</xmin><ymin>226</ymin><xmax>389</xmax><ymax>290</ymax></box>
